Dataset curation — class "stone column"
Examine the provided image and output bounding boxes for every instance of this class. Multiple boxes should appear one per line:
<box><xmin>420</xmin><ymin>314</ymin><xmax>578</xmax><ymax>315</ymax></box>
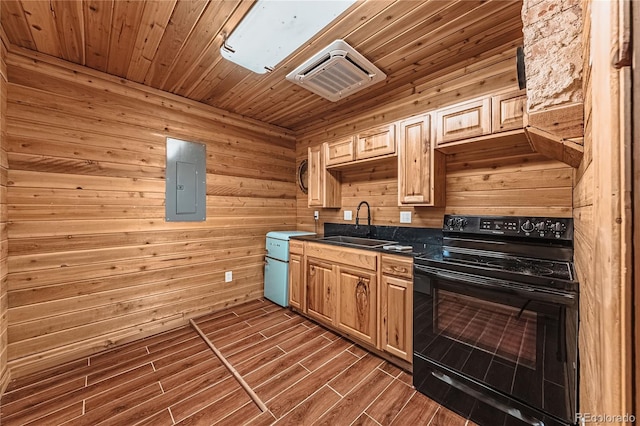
<box><xmin>521</xmin><ymin>0</ymin><xmax>584</xmax><ymax>112</ymax></box>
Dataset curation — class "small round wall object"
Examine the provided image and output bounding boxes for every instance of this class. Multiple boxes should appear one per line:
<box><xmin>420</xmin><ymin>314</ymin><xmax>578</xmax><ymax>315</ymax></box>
<box><xmin>297</xmin><ymin>159</ymin><xmax>308</xmax><ymax>194</ymax></box>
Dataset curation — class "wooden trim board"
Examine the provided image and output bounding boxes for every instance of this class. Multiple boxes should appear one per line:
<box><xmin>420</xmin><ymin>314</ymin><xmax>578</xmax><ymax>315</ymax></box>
<box><xmin>524</xmin><ymin>126</ymin><xmax>584</xmax><ymax>168</ymax></box>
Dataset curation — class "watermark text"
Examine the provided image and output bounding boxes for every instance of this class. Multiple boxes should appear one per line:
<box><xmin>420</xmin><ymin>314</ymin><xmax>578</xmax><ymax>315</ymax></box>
<box><xmin>577</xmin><ymin>413</ymin><xmax>636</xmax><ymax>424</ymax></box>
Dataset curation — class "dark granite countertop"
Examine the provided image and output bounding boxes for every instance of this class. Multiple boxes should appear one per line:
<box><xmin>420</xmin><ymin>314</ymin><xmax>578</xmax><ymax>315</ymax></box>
<box><xmin>291</xmin><ymin>223</ymin><xmax>443</xmax><ymax>259</ymax></box>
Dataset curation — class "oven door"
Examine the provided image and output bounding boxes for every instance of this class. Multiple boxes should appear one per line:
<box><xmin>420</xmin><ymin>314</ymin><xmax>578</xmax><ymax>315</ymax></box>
<box><xmin>413</xmin><ymin>264</ymin><xmax>578</xmax><ymax>426</ymax></box>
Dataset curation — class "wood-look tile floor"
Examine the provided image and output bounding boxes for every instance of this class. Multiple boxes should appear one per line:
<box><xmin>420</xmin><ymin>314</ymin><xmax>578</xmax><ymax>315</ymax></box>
<box><xmin>0</xmin><ymin>299</ymin><xmax>476</xmax><ymax>426</ymax></box>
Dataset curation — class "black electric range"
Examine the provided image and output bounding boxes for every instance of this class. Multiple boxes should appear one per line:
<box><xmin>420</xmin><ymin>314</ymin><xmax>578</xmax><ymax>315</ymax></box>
<box><xmin>413</xmin><ymin>215</ymin><xmax>579</xmax><ymax>426</ymax></box>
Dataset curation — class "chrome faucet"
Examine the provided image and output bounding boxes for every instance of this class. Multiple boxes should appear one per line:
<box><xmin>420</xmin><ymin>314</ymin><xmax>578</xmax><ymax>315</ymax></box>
<box><xmin>355</xmin><ymin>201</ymin><xmax>372</xmax><ymax>237</ymax></box>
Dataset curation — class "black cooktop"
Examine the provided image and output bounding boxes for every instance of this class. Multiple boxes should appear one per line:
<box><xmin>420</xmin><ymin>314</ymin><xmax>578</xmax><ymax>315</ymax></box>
<box><xmin>441</xmin><ymin>252</ymin><xmax>573</xmax><ymax>281</ymax></box>
<box><xmin>413</xmin><ymin>215</ymin><xmax>579</xmax><ymax>292</ymax></box>
<box><xmin>415</xmin><ymin>249</ymin><xmax>578</xmax><ymax>292</ymax></box>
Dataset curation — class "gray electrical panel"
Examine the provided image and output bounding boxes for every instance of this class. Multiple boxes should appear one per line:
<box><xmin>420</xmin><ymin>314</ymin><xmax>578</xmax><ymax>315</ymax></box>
<box><xmin>166</xmin><ymin>138</ymin><xmax>206</xmax><ymax>222</ymax></box>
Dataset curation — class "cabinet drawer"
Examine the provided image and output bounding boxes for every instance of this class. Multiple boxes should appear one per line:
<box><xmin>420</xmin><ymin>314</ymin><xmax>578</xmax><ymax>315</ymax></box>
<box><xmin>381</xmin><ymin>254</ymin><xmax>413</xmax><ymax>279</ymax></box>
<box><xmin>289</xmin><ymin>240</ymin><xmax>304</xmax><ymax>255</ymax></box>
<box><xmin>305</xmin><ymin>242</ymin><xmax>377</xmax><ymax>271</ymax></box>
<box><xmin>325</xmin><ymin>137</ymin><xmax>355</xmax><ymax>166</ymax></box>
<box><xmin>356</xmin><ymin>124</ymin><xmax>396</xmax><ymax>160</ymax></box>
<box><xmin>435</xmin><ymin>97</ymin><xmax>491</xmax><ymax>146</ymax></box>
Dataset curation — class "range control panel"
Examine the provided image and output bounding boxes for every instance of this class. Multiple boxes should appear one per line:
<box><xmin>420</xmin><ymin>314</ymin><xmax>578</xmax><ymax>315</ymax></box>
<box><xmin>444</xmin><ymin>215</ymin><xmax>573</xmax><ymax>241</ymax></box>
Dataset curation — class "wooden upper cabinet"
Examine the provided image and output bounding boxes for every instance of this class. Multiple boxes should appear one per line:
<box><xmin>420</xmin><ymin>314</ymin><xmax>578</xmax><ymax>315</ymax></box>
<box><xmin>435</xmin><ymin>97</ymin><xmax>492</xmax><ymax>146</ymax></box>
<box><xmin>492</xmin><ymin>89</ymin><xmax>527</xmax><ymax>132</ymax></box>
<box><xmin>325</xmin><ymin>136</ymin><xmax>355</xmax><ymax>166</ymax></box>
<box><xmin>308</xmin><ymin>145</ymin><xmax>323</xmax><ymax>206</ymax></box>
<box><xmin>398</xmin><ymin>114</ymin><xmax>445</xmax><ymax>206</ymax></box>
<box><xmin>336</xmin><ymin>265</ymin><xmax>377</xmax><ymax>346</ymax></box>
<box><xmin>307</xmin><ymin>145</ymin><xmax>340</xmax><ymax>208</ymax></box>
<box><xmin>356</xmin><ymin>124</ymin><xmax>396</xmax><ymax>160</ymax></box>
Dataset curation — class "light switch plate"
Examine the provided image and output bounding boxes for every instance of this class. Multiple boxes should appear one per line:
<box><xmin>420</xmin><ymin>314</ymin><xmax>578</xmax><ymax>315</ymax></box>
<box><xmin>344</xmin><ymin>210</ymin><xmax>352</xmax><ymax>220</ymax></box>
<box><xmin>400</xmin><ymin>211</ymin><xmax>412</xmax><ymax>223</ymax></box>
<box><xmin>314</xmin><ymin>211</ymin><xmax>319</xmax><ymax>220</ymax></box>
<box><xmin>225</xmin><ymin>271</ymin><xmax>232</xmax><ymax>282</ymax></box>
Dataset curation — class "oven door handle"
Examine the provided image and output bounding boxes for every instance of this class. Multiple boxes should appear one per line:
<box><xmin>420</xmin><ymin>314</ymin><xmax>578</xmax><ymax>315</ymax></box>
<box><xmin>414</xmin><ymin>264</ymin><xmax>576</xmax><ymax>305</ymax></box>
<box><xmin>431</xmin><ymin>371</ymin><xmax>546</xmax><ymax>426</ymax></box>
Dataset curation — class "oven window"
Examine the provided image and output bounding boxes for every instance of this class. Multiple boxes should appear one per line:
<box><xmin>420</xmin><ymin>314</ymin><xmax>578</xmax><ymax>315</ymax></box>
<box><xmin>436</xmin><ymin>290</ymin><xmax>536</xmax><ymax>369</ymax></box>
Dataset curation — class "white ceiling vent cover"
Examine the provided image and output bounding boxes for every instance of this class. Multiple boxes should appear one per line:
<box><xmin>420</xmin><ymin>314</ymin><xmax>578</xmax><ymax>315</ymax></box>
<box><xmin>286</xmin><ymin>40</ymin><xmax>386</xmax><ymax>102</ymax></box>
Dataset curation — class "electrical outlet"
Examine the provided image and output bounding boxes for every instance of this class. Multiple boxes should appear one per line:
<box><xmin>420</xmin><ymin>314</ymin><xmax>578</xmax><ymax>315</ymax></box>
<box><xmin>225</xmin><ymin>271</ymin><xmax>232</xmax><ymax>282</ymax></box>
<box><xmin>344</xmin><ymin>210</ymin><xmax>352</xmax><ymax>220</ymax></box>
<box><xmin>314</xmin><ymin>211</ymin><xmax>319</xmax><ymax>220</ymax></box>
<box><xmin>400</xmin><ymin>211</ymin><xmax>412</xmax><ymax>223</ymax></box>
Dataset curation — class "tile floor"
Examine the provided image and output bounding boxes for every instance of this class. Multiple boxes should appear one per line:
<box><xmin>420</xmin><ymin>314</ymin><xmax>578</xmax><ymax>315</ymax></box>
<box><xmin>0</xmin><ymin>299</ymin><xmax>476</xmax><ymax>425</ymax></box>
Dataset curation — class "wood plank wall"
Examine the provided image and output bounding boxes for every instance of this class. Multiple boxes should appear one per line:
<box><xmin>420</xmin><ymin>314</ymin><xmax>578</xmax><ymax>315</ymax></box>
<box><xmin>574</xmin><ymin>0</ymin><xmax>634</xmax><ymax>419</ymax></box>
<box><xmin>574</xmin><ymin>0</ymin><xmax>596</xmax><ymax>416</ymax></box>
<box><xmin>4</xmin><ymin>48</ymin><xmax>296</xmax><ymax>378</ymax></box>
<box><xmin>296</xmin><ymin>51</ymin><xmax>574</xmax><ymax>231</ymax></box>
<box><xmin>0</xmin><ymin>26</ymin><xmax>9</xmax><ymax>394</ymax></box>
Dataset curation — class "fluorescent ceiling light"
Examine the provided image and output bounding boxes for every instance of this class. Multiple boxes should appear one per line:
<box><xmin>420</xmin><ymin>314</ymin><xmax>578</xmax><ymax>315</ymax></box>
<box><xmin>220</xmin><ymin>0</ymin><xmax>357</xmax><ymax>74</ymax></box>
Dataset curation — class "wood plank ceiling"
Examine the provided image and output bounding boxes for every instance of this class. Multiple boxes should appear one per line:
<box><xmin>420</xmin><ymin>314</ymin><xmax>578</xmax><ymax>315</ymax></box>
<box><xmin>1</xmin><ymin>0</ymin><xmax>524</xmax><ymax>133</ymax></box>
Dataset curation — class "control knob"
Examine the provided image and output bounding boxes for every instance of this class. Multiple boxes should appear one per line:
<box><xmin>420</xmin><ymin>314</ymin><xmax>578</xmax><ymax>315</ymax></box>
<box><xmin>521</xmin><ymin>220</ymin><xmax>535</xmax><ymax>233</ymax></box>
<box><xmin>552</xmin><ymin>221</ymin><xmax>567</xmax><ymax>233</ymax></box>
<box><xmin>446</xmin><ymin>217</ymin><xmax>456</xmax><ymax>229</ymax></box>
<box><xmin>536</xmin><ymin>221</ymin><xmax>546</xmax><ymax>231</ymax></box>
<box><xmin>455</xmin><ymin>218</ymin><xmax>468</xmax><ymax>230</ymax></box>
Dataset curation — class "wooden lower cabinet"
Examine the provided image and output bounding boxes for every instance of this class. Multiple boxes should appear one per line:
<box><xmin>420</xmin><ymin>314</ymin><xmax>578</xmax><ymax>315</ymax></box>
<box><xmin>380</xmin><ymin>274</ymin><xmax>413</xmax><ymax>362</ymax></box>
<box><xmin>288</xmin><ymin>253</ymin><xmax>303</xmax><ymax>310</ymax></box>
<box><xmin>299</xmin><ymin>244</ymin><xmax>413</xmax><ymax>369</ymax></box>
<box><xmin>306</xmin><ymin>257</ymin><xmax>336</xmax><ymax>325</ymax></box>
<box><xmin>336</xmin><ymin>266</ymin><xmax>377</xmax><ymax>346</ymax></box>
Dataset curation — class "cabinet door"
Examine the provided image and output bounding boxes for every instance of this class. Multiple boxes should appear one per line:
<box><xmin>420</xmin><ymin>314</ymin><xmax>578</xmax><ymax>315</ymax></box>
<box><xmin>380</xmin><ymin>275</ymin><xmax>413</xmax><ymax>362</ymax></box>
<box><xmin>492</xmin><ymin>90</ymin><xmax>526</xmax><ymax>132</ymax></box>
<box><xmin>289</xmin><ymin>253</ymin><xmax>303</xmax><ymax>310</ymax></box>
<box><xmin>398</xmin><ymin>114</ymin><xmax>436</xmax><ymax>205</ymax></box>
<box><xmin>356</xmin><ymin>124</ymin><xmax>396</xmax><ymax>160</ymax></box>
<box><xmin>435</xmin><ymin>97</ymin><xmax>491</xmax><ymax>146</ymax></box>
<box><xmin>306</xmin><ymin>258</ymin><xmax>336</xmax><ymax>324</ymax></box>
<box><xmin>308</xmin><ymin>146</ymin><xmax>323</xmax><ymax>207</ymax></box>
<box><xmin>307</xmin><ymin>145</ymin><xmax>341</xmax><ymax>208</ymax></box>
<box><xmin>336</xmin><ymin>266</ymin><xmax>377</xmax><ymax>346</ymax></box>
<box><xmin>325</xmin><ymin>136</ymin><xmax>355</xmax><ymax>166</ymax></box>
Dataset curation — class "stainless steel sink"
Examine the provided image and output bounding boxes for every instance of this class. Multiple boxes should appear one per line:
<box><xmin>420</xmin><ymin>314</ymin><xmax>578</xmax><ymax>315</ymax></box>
<box><xmin>319</xmin><ymin>235</ymin><xmax>398</xmax><ymax>248</ymax></box>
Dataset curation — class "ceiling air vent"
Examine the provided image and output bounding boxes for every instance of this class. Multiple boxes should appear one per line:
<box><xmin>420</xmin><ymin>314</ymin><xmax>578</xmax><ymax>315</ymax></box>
<box><xmin>285</xmin><ymin>39</ymin><xmax>386</xmax><ymax>102</ymax></box>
